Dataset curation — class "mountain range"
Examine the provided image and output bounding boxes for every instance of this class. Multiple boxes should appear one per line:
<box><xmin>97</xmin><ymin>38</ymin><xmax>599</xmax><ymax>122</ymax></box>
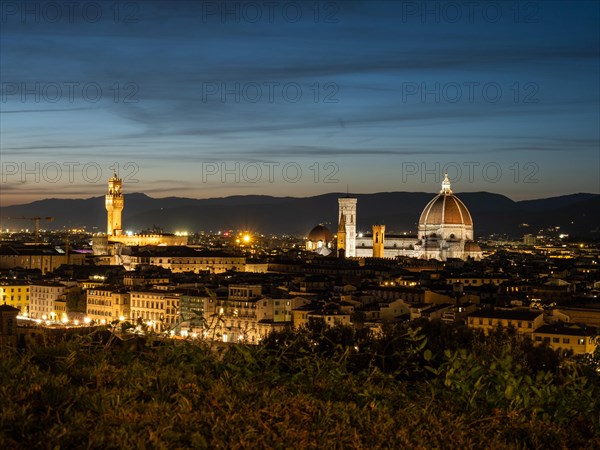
<box><xmin>1</xmin><ymin>192</ymin><xmax>598</xmax><ymax>238</ymax></box>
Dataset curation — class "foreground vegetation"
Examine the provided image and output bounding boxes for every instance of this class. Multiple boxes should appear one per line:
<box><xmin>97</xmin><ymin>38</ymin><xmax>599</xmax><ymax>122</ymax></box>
<box><xmin>1</xmin><ymin>322</ymin><xmax>600</xmax><ymax>449</ymax></box>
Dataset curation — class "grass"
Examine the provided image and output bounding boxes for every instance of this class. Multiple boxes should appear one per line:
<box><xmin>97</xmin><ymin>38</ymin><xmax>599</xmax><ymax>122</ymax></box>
<box><xmin>1</xmin><ymin>323</ymin><xmax>599</xmax><ymax>449</ymax></box>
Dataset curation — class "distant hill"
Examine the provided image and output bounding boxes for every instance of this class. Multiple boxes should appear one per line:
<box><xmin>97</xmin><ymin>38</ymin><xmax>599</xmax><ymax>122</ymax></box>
<box><xmin>1</xmin><ymin>192</ymin><xmax>598</xmax><ymax>238</ymax></box>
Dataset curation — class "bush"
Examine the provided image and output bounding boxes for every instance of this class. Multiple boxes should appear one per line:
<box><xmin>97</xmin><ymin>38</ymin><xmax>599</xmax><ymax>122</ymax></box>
<box><xmin>1</xmin><ymin>326</ymin><xmax>599</xmax><ymax>448</ymax></box>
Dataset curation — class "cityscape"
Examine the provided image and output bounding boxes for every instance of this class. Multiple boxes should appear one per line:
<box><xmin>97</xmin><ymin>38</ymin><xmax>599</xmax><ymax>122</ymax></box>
<box><xmin>1</xmin><ymin>172</ymin><xmax>598</xmax><ymax>343</ymax></box>
<box><xmin>1</xmin><ymin>0</ymin><xmax>599</xmax><ymax>448</ymax></box>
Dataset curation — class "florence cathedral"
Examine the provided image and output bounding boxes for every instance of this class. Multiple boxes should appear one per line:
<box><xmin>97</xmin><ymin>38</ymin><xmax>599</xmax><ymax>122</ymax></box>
<box><xmin>306</xmin><ymin>175</ymin><xmax>483</xmax><ymax>261</ymax></box>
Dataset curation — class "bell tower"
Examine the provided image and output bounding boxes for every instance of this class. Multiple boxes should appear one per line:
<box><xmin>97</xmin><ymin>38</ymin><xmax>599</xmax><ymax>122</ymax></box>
<box><xmin>372</xmin><ymin>224</ymin><xmax>385</xmax><ymax>258</ymax></box>
<box><xmin>105</xmin><ymin>173</ymin><xmax>124</xmax><ymax>236</ymax></box>
<box><xmin>337</xmin><ymin>213</ymin><xmax>346</xmax><ymax>258</ymax></box>
<box><xmin>338</xmin><ymin>197</ymin><xmax>357</xmax><ymax>257</ymax></box>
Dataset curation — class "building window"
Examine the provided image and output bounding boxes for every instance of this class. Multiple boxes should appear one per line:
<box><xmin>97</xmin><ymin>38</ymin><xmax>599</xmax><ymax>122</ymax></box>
<box><xmin>578</xmin><ymin>338</ymin><xmax>585</xmax><ymax>345</ymax></box>
<box><xmin>552</xmin><ymin>337</ymin><xmax>559</xmax><ymax>343</ymax></box>
<box><xmin>562</xmin><ymin>338</ymin><xmax>570</xmax><ymax>344</ymax></box>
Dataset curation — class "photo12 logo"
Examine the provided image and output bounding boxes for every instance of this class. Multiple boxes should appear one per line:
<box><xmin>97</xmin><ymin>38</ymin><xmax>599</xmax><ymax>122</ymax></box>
<box><xmin>199</xmin><ymin>1</ymin><xmax>340</xmax><ymax>24</ymax></box>
<box><xmin>200</xmin><ymin>161</ymin><xmax>340</xmax><ymax>184</ymax></box>
<box><xmin>1</xmin><ymin>162</ymin><xmax>140</xmax><ymax>184</ymax></box>
<box><xmin>399</xmin><ymin>1</ymin><xmax>539</xmax><ymax>24</ymax></box>
<box><xmin>401</xmin><ymin>81</ymin><xmax>539</xmax><ymax>104</ymax></box>
<box><xmin>0</xmin><ymin>1</ymin><xmax>141</xmax><ymax>24</ymax></box>
<box><xmin>200</xmin><ymin>81</ymin><xmax>339</xmax><ymax>104</ymax></box>
<box><xmin>1</xmin><ymin>82</ymin><xmax>139</xmax><ymax>104</ymax></box>
<box><xmin>401</xmin><ymin>162</ymin><xmax>540</xmax><ymax>184</ymax></box>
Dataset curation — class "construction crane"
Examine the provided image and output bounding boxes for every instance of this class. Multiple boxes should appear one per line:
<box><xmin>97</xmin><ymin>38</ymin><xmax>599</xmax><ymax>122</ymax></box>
<box><xmin>9</xmin><ymin>216</ymin><xmax>54</xmax><ymax>242</ymax></box>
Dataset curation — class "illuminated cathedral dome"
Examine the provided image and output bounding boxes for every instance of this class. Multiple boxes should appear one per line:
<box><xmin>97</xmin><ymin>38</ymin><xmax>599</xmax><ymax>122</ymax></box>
<box><xmin>416</xmin><ymin>175</ymin><xmax>477</xmax><ymax>260</ymax></box>
<box><xmin>306</xmin><ymin>225</ymin><xmax>333</xmax><ymax>252</ymax></box>
<box><xmin>307</xmin><ymin>225</ymin><xmax>333</xmax><ymax>243</ymax></box>
<box><xmin>418</xmin><ymin>175</ymin><xmax>473</xmax><ymax>227</ymax></box>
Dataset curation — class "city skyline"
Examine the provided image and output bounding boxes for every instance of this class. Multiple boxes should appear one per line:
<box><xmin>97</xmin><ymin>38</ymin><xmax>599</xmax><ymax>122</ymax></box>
<box><xmin>1</xmin><ymin>0</ymin><xmax>599</xmax><ymax>206</ymax></box>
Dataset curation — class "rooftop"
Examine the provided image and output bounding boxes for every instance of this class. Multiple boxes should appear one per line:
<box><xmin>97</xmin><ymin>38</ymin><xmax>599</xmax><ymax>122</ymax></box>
<box><xmin>468</xmin><ymin>309</ymin><xmax>543</xmax><ymax>321</ymax></box>
<box><xmin>534</xmin><ymin>323</ymin><xmax>598</xmax><ymax>337</ymax></box>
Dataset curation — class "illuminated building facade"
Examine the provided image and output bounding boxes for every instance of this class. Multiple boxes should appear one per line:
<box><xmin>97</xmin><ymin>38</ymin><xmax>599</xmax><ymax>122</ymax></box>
<box><xmin>29</xmin><ymin>282</ymin><xmax>67</xmax><ymax>319</ymax></box>
<box><xmin>0</xmin><ymin>282</ymin><xmax>30</xmax><ymax>315</ymax></box>
<box><xmin>86</xmin><ymin>287</ymin><xmax>130</xmax><ymax>323</ymax></box>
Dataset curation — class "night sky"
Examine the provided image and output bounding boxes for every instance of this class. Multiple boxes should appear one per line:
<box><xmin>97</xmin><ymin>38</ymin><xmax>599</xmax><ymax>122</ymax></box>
<box><xmin>1</xmin><ymin>0</ymin><xmax>599</xmax><ymax>206</ymax></box>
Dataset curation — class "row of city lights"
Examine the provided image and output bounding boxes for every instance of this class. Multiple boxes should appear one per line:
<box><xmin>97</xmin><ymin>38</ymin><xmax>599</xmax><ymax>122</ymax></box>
<box><xmin>17</xmin><ymin>313</ymin><xmax>126</xmax><ymax>327</ymax></box>
<box><xmin>16</xmin><ymin>313</ymin><xmax>251</xmax><ymax>343</ymax></box>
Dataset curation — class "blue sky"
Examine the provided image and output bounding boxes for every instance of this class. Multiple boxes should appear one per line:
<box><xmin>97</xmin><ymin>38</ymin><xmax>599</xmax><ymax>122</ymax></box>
<box><xmin>1</xmin><ymin>0</ymin><xmax>599</xmax><ymax>205</ymax></box>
